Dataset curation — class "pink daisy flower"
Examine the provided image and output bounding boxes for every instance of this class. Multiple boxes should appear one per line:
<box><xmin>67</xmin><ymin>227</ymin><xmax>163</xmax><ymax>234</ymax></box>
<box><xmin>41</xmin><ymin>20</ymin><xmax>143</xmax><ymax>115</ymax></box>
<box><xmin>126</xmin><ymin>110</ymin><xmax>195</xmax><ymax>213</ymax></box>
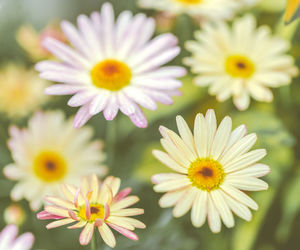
<box><xmin>36</xmin><ymin>2</ymin><xmax>185</xmax><ymax>128</ymax></box>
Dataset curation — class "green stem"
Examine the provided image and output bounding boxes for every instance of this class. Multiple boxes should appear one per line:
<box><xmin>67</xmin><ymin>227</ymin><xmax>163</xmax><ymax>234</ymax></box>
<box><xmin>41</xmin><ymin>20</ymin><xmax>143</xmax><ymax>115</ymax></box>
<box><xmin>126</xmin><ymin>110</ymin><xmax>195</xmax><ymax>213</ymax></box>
<box><xmin>91</xmin><ymin>234</ymin><xmax>97</xmax><ymax>250</ymax></box>
<box><xmin>106</xmin><ymin>117</ymin><xmax>118</xmax><ymax>168</ymax></box>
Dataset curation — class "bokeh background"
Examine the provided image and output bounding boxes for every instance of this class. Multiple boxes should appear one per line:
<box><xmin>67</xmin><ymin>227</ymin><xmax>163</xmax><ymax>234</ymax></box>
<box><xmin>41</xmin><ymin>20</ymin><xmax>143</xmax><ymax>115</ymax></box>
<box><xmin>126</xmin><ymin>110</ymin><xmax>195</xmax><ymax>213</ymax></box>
<box><xmin>0</xmin><ymin>0</ymin><xmax>300</xmax><ymax>249</ymax></box>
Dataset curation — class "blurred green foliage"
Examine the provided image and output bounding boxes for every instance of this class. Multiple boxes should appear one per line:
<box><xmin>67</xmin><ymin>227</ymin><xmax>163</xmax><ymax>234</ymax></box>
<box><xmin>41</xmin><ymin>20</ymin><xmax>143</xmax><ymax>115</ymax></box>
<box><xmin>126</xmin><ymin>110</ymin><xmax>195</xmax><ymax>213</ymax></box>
<box><xmin>0</xmin><ymin>0</ymin><xmax>300</xmax><ymax>250</ymax></box>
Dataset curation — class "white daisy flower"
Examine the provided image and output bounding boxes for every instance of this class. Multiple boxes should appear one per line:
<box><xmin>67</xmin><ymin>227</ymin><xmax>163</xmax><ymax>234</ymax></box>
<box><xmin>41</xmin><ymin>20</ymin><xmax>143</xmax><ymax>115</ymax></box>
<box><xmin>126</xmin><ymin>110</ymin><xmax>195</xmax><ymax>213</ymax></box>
<box><xmin>3</xmin><ymin>110</ymin><xmax>107</xmax><ymax>211</ymax></box>
<box><xmin>36</xmin><ymin>2</ymin><xmax>185</xmax><ymax>128</ymax></box>
<box><xmin>138</xmin><ymin>0</ymin><xmax>240</xmax><ymax>21</ymax></box>
<box><xmin>184</xmin><ymin>15</ymin><xmax>298</xmax><ymax>110</ymax></box>
<box><xmin>152</xmin><ymin>110</ymin><xmax>270</xmax><ymax>233</ymax></box>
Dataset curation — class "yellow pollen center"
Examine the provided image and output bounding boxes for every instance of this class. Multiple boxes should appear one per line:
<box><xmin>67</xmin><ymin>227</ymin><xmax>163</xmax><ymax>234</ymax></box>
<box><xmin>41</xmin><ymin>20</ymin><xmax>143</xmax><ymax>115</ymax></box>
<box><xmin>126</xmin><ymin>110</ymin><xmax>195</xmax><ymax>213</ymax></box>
<box><xmin>188</xmin><ymin>158</ymin><xmax>225</xmax><ymax>191</ymax></box>
<box><xmin>225</xmin><ymin>55</ymin><xmax>255</xmax><ymax>78</ymax></box>
<box><xmin>78</xmin><ymin>204</ymin><xmax>105</xmax><ymax>222</ymax></box>
<box><xmin>33</xmin><ymin>151</ymin><xmax>67</xmax><ymax>182</ymax></box>
<box><xmin>90</xmin><ymin>59</ymin><xmax>132</xmax><ymax>91</ymax></box>
<box><xmin>176</xmin><ymin>0</ymin><xmax>202</xmax><ymax>4</ymax></box>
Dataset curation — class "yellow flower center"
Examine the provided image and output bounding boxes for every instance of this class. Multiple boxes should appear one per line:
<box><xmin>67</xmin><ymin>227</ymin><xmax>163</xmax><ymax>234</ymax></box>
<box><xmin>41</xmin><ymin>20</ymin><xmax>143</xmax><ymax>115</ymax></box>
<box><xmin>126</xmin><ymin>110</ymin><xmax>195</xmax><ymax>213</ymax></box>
<box><xmin>225</xmin><ymin>54</ymin><xmax>255</xmax><ymax>78</ymax></box>
<box><xmin>176</xmin><ymin>0</ymin><xmax>202</xmax><ymax>4</ymax></box>
<box><xmin>90</xmin><ymin>59</ymin><xmax>132</xmax><ymax>91</ymax></box>
<box><xmin>78</xmin><ymin>204</ymin><xmax>105</xmax><ymax>222</ymax></box>
<box><xmin>188</xmin><ymin>158</ymin><xmax>225</xmax><ymax>191</ymax></box>
<box><xmin>33</xmin><ymin>151</ymin><xmax>67</xmax><ymax>182</ymax></box>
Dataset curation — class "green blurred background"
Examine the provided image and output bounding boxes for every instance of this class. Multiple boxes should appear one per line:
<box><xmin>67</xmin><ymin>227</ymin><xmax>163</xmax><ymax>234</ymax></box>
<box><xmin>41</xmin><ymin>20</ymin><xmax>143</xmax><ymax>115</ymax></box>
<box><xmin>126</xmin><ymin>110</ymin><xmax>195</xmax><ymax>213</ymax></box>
<box><xmin>0</xmin><ymin>0</ymin><xmax>300</xmax><ymax>249</ymax></box>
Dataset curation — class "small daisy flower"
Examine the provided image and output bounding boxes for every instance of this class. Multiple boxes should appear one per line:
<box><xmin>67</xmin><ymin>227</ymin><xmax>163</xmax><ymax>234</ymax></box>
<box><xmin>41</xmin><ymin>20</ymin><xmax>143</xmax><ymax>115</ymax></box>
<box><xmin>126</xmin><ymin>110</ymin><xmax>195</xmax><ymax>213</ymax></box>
<box><xmin>0</xmin><ymin>64</ymin><xmax>49</xmax><ymax>119</ymax></box>
<box><xmin>36</xmin><ymin>2</ymin><xmax>185</xmax><ymax>128</ymax></box>
<box><xmin>0</xmin><ymin>225</ymin><xmax>34</xmax><ymax>250</ymax></box>
<box><xmin>138</xmin><ymin>0</ymin><xmax>239</xmax><ymax>21</ymax></box>
<box><xmin>152</xmin><ymin>110</ymin><xmax>269</xmax><ymax>233</ymax></box>
<box><xmin>3</xmin><ymin>111</ymin><xmax>107</xmax><ymax>211</ymax></box>
<box><xmin>184</xmin><ymin>15</ymin><xmax>298</xmax><ymax>110</ymax></box>
<box><xmin>37</xmin><ymin>175</ymin><xmax>145</xmax><ymax>247</ymax></box>
<box><xmin>16</xmin><ymin>22</ymin><xmax>66</xmax><ymax>61</ymax></box>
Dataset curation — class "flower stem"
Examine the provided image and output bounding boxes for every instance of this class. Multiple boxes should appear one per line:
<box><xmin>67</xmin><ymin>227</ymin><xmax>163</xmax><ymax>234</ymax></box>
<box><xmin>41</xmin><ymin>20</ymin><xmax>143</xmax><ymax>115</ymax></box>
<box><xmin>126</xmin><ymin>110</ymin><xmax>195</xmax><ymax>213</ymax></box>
<box><xmin>106</xmin><ymin>117</ymin><xmax>118</xmax><ymax>168</ymax></box>
<box><xmin>91</xmin><ymin>234</ymin><xmax>98</xmax><ymax>250</ymax></box>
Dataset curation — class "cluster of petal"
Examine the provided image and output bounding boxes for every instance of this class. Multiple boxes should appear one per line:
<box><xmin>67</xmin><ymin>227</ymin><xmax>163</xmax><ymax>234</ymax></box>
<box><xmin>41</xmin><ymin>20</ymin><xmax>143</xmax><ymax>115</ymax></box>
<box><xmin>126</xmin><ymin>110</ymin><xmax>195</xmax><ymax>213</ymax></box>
<box><xmin>0</xmin><ymin>225</ymin><xmax>34</xmax><ymax>250</ymax></box>
<box><xmin>184</xmin><ymin>15</ymin><xmax>298</xmax><ymax>110</ymax></box>
<box><xmin>3</xmin><ymin>111</ymin><xmax>107</xmax><ymax>211</ymax></box>
<box><xmin>0</xmin><ymin>64</ymin><xmax>49</xmax><ymax>118</ymax></box>
<box><xmin>16</xmin><ymin>22</ymin><xmax>66</xmax><ymax>61</ymax></box>
<box><xmin>138</xmin><ymin>0</ymin><xmax>240</xmax><ymax>21</ymax></box>
<box><xmin>37</xmin><ymin>175</ymin><xmax>145</xmax><ymax>247</ymax></box>
<box><xmin>152</xmin><ymin>109</ymin><xmax>270</xmax><ymax>233</ymax></box>
<box><xmin>36</xmin><ymin>2</ymin><xmax>185</xmax><ymax>128</ymax></box>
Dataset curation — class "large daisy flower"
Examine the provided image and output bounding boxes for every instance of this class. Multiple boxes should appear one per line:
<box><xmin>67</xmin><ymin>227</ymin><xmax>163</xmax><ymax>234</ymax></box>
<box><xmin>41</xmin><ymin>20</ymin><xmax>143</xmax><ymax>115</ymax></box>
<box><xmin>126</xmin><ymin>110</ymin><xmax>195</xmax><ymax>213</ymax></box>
<box><xmin>152</xmin><ymin>110</ymin><xmax>270</xmax><ymax>232</ymax></box>
<box><xmin>3</xmin><ymin>111</ymin><xmax>107</xmax><ymax>211</ymax></box>
<box><xmin>184</xmin><ymin>15</ymin><xmax>298</xmax><ymax>110</ymax></box>
<box><xmin>37</xmin><ymin>175</ymin><xmax>145</xmax><ymax>247</ymax></box>
<box><xmin>36</xmin><ymin>2</ymin><xmax>185</xmax><ymax>128</ymax></box>
<box><xmin>0</xmin><ymin>225</ymin><xmax>34</xmax><ymax>250</ymax></box>
<box><xmin>0</xmin><ymin>64</ymin><xmax>49</xmax><ymax>119</ymax></box>
<box><xmin>138</xmin><ymin>0</ymin><xmax>239</xmax><ymax>21</ymax></box>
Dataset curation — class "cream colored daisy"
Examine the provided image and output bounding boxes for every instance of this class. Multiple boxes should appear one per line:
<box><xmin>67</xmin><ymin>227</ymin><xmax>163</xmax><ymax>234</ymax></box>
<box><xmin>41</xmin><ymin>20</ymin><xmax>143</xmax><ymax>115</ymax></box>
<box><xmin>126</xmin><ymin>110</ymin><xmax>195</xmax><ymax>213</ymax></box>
<box><xmin>152</xmin><ymin>110</ymin><xmax>270</xmax><ymax>232</ymax></box>
<box><xmin>37</xmin><ymin>175</ymin><xmax>145</xmax><ymax>247</ymax></box>
<box><xmin>184</xmin><ymin>15</ymin><xmax>298</xmax><ymax>110</ymax></box>
<box><xmin>138</xmin><ymin>0</ymin><xmax>240</xmax><ymax>21</ymax></box>
<box><xmin>0</xmin><ymin>64</ymin><xmax>49</xmax><ymax>118</ymax></box>
<box><xmin>3</xmin><ymin>111</ymin><xmax>107</xmax><ymax>211</ymax></box>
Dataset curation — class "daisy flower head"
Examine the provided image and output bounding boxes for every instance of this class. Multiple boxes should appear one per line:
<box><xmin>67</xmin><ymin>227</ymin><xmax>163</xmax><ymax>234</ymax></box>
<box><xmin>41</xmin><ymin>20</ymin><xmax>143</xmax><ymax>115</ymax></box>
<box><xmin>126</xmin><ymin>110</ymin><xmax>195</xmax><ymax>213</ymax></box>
<box><xmin>152</xmin><ymin>110</ymin><xmax>270</xmax><ymax>233</ymax></box>
<box><xmin>37</xmin><ymin>175</ymin><xmax>145</xmax><ymax>247</ymax></box>
<box><xmin>184</xmin><ymin>15</ymin><xmax>298</xmax><ymax>110</ymax></box>
<box><xmin>0</xmin><ymin>225</ymin><xmax>34</xmax><ymax>250</ymax></box>
<box><xmin>0</xmin><ymin>64</ymin><xmax>49</xmax><ymax>119</ymax></box>
<box><xmin>138</xmin><ymin>0</ymin><xmax>240</xmax><ymax>21</ymax></box>
<box><xmin>36</xmin><ymin>2</ymin><xmax>185</xmax><ymax>129</ymax></box>
<box><xmin>3</xmin><ymin>110</ymin><xmax>107</xmax><ymax>211</ymax></box>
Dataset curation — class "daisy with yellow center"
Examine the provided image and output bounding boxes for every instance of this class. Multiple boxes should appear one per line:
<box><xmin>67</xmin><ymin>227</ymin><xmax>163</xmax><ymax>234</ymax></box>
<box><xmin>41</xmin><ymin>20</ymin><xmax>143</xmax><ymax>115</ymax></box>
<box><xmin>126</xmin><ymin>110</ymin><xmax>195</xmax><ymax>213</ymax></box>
<box><xmin>36</xmin><ymin>2</ymin><xmax>185</xmax><ymax>128</ymax></box>
<box><xmin>37</xmin><ymin>175</ymin><xmax>145</xmax><ymax>247</ymax></box>
<box><xmin>3</xmin><ymin>111</ymin><xmax>107</xmax><ymax>211</ymax></box>
<box><xmin>184</xmin><ymin>15</ymin><xmax>298</xmax><ymax>110</ymax></box>
<box><xmin>138</xmin><ymin>0</ymin><xmax>240</xmax><ymax>21</ymax></box>
<box><xmin>0</xmin><ymin>64</ymin><xmax>49</xmax><ymax>119</ymax></box>
<box><xmin>152</xmin><ymin>109</ymin><xmax>270</xmax><ymax>232</ymax></box>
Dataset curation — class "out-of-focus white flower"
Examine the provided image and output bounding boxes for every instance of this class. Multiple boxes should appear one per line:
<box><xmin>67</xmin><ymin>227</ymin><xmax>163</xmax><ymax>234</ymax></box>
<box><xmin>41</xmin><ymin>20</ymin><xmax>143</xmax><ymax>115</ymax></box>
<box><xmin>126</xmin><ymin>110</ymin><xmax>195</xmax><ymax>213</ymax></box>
<box><xmin>184</xmin><ymin>15</ymin><xmax>298</xmax><ymax>110</ymax></box>
<box><xmin>0</xmin><ymin>225</ymin><xmax>34</xmax><ymax>250</ymax></box>
<box><xmin>4</xmin><ymin>204</ymin><xmax>26</xmax><ymax>226</ymax></box>
<box><xmin>4</xmin><ymin>110</ymin><xmax>107</xmax><ymax>211</ymax></box>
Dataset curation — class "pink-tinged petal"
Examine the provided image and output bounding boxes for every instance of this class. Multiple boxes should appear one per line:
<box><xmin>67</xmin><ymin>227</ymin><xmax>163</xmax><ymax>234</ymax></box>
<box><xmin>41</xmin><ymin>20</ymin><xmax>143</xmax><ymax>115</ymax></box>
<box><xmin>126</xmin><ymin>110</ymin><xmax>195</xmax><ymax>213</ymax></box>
<box><xmin>68</xmin><ymin>210</ymin><xmax>79</xmax><ymax>221</ymax></box>
<box><xmin>37</xmin><ymin>211</ymin><xmax>64</xmax><ymax>220</ymax></box>
<box><xmin>68</xmin><ymin>91</ymin><xmax>96</xmax><ymax>107</ymax></box>
<box><xmin>140</xmin><ymin>66</ymin><xmax>186</xmax><ymax>79</ymax></box>
<box><xmin>44</xmin><ymin>206</ymin><xmax>69</xmax><ymax>217</ymax></box>
<box><xmin>89</xmin><ymin>91</ymin><xmax>110</xmax><ymax>115</ymax></box>
<box><xmin>98</xmin><ymin>184</ymin><xmax>113</xmax><ymax>205</ymax></box>
<box><xmin>74</xmin><ymin>188</ymin><xmax>81</xmax><ymax>208</ymax></box>
<box><xmin>142</xmin><ymin>89</ymin><xmax>174</xmax><ymax>105</ymax></box>
<box><xmin>0</xmin><ymin>224</ymin><xmax>18</xmax><ymax>245</ymax></box>
<box><xmin>118</xmin><ymin>92</ymin><xmax>136</xmax><ymax>115</ymax></box>
<box><xmin>113</xmin><ymin>188</ymin><xmax>132</xmax><ymax>203</ymax></box>
<box><xmin>98</xmin><ymin>223</ymin><xmax>116</xmax><ymax>248</ymax></box>
<box><xmin>79</xmin><ymin>224</ymin><xmax>94</xmax><ymax>245</ymax></box>
<box><xmin>102</xmin><ymin>176</ymin><xmax>121</xmax><ymax>197</ymax></box>
<box><xmin>108</xmin><ymin>223</ymin><xmax>139</xmax><ymax>241</ymax></box>
<box><xmin>104</xmin><ymin>204</ymin><xmax>110</xmax><ymax>220</ymax></box>
<box><xmin>132</xmin><ymin>77</ymin><xmax>182</xmax><ymax>90</ymax></box>
<box><xmin>129</xmin><ymin>108</ymin><xmax>148</xmax><ymax>128</ymax></box>
<box><xmin>94</xmin><ymin>219</ymin><xmax>103</xmax><ymax>227</ymax></box>
<box><xmin>124</xmin><ymin>87</ymin><xmax>157</xmax><ymax>110</ymax></box>
<box><xmin>45</xmin><ymin>84</ymin><xmax>82</xmax><ymax>95</ymax></box>
<box><xmin>85</xmin><ymin>199</ymin><xmax>91</xmax><ymax>220</ymax></box>
<box><xmin>45</xmin><ymin>196</ymin><xmax>76</xmax><ymax>210</ymax></box>
<box><xmin>46</xmin><ymin>218</ymin><xmax>75</xmax><ymax>229</ymax></box>
<box><xmin>42</xmin><ymin>37</ymin><xmax>91</xmax><ymax>69</ymax></box>
<box><xmin>68</xmin><ymin>220</ymin><xmax>87</xmax><ymax>229</ymax></box>
<box><xmin>103</xmin><ymin>94</ymin><xmax>119</xmax><ymax>121</ymax></box>
<box><xmin>74</xmin><ymin>104</ymin><xmax>93</xmax><ymax>128</ymax></box>
<box><xmin>13</xmin><ymin>232</ymin><xmax>34</xmax><ymax>249</ymax></box>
